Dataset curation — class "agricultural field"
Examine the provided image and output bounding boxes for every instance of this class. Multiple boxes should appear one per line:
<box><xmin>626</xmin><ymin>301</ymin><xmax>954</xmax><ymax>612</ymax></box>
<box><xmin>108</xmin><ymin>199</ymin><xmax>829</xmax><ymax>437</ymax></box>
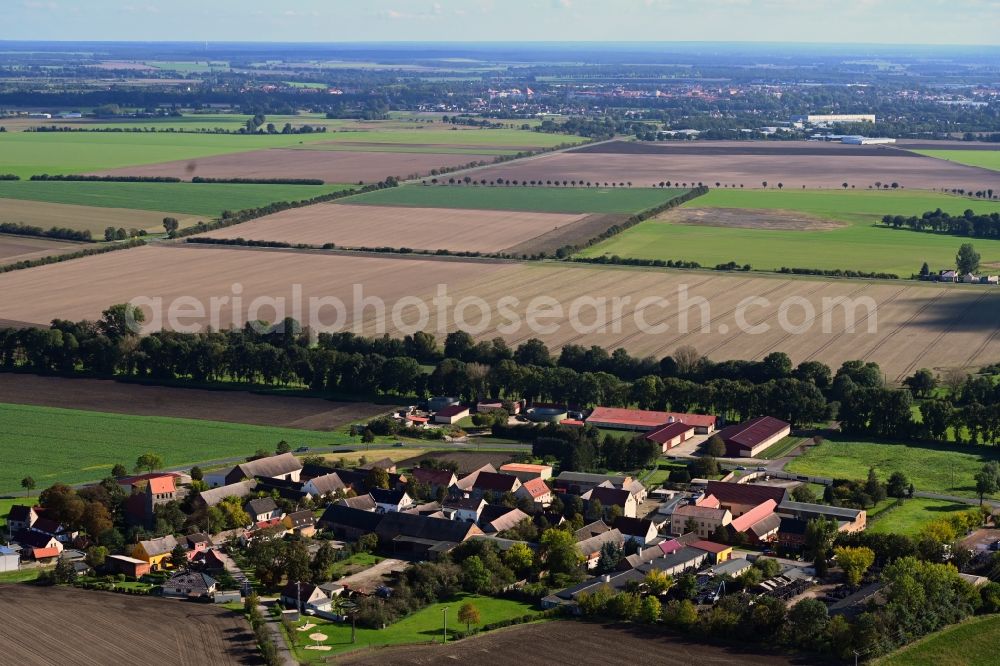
<box><xmin>0</xmin><ymin>180</ymin><xmax>351</xmax><ymax>217</ymax></box>
<box><xmin>913</xmin><ymin>149</ymin><xmax>1000</xmax><ymax>173</ymax></box>
<box><xmin>285</xmin><ymin>593</ymin><xmax>537</xmax><ymax>661</ymax></box>
<box><xmin>0</xmin><ymin>198</ymin><xmax>189</xmax><ymax>236</ymax></box>
<box><xmin>344</xmin><ymin>185</ymin><xmax>689</xmax><ymax>214</ymax></box>
<box><xmin>0</xmin><ymin>585</ymin><xmax>260</xmax><ymax>665</ymax></box>
<box><xmin>343</xmin><ymin>620</ymin><xmax>798</xmax><ymax>666</ymax></box>
<box><xmin>0</xmin><ymin>374</ymin><xmax>390</xmax><ymax>430</ymax></box>
<box><xmin>0</xmin><ymin>130</ymin><xmax>338</xmax><ymax>179</ymax></box>
<box><xmin>0</xmin><ymin>234</ymin><xmax>88</xmax><ymax>263</ymax></box>
<box><xmin>318</xmin><ymin>449</ymin><xmax>431</xmax><ymax>469</ymax></box>
<box><xmin>577</xmin><ymin>189</ymin><xmax>1000</xmax><ymax>275</ymax></box>
<box><xmin>877</xmin><ymin>614</ymin><xmax>1000</xmax><ymax>666</ymax></box>
<box><xmin>474</xmin><ymin>140</ymin><xmax>1000</xmax><ymax>191</ymax></box>
<box><xmin>867</xmin><ymin>498</ymin><xmax>974</xmax><ymax>536</ymax></box>
<box><xmin>2</xmin><ymin>246</ymin><xmax>1000</xmax><ymax>380</ymax></box>
<box><xmin>785</xmin><ymin>439</ymin><xmax>1000</xmax><ymax>498</ymax></box>
<box><xmin>92</xmin><ymin>148</ymin><xmax>497</xmax><ymax>184</ymax></box>
<box><xmin>0</xmin><ymin>402</ymin><xmax>368</xmax><ymax>493</ymax></box>
<box><xmin>198</xmin><ymin>202</ymin><xmax>599</xmax><ymax>254</ymax></box>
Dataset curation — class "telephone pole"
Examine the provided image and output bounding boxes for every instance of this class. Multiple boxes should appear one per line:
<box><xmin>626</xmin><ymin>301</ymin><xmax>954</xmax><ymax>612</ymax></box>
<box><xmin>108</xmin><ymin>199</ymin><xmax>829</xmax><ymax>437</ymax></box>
<box><xmin>442</xmin><ymin>607</ymin><xmax>449</xmax><ymax>644</ymax></box>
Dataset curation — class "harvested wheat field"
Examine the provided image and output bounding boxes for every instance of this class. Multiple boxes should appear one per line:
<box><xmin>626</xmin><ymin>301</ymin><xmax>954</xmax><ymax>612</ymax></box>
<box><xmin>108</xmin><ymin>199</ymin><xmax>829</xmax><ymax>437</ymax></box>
<box><xmin>340</xmin><ymin>620</ymin><xmax>804</xmax><ymax>665</ymax></box>
<box><xmin>0</xmin><ymin>373</ymin><xmax>389</xmax><ymax>430</ymax></box>
<box><xmin>474</xmin><ymin>140</ymin><xmax>1000</xmax><ymax>191</ymax></box>
<box><xmin>0</xmin><ymin>198</ymin><xmax>190</xmax><ymax>235</ymax></box>
<box><xmin>0</xmin><ymin>585</ymin><xmax>261</xmax><ymax>665</ymax></box>
<box><xmin>92</xmin><ymin>148</ymin><xmax>497</xmax><ymax>183</ymax></box>
<box><xmin>659</xmin><ymin>207</ymin><xmax>846</xmax><ymax>231</ymax></box>
<box><xmin>0</xmin><ymin>244</ymin><xmax>517</xmax><ymax>333</ymax></box>
<box><xmin>200</xmin><ymin>202</ymin><xmax>594</xmax><ymax>253</ymax></box>
<box><xmin>0</xmin><ymin>233</ymin><xmax>88</xmax><ymax>263</ymax></box>
<box><xmin>1</xmin><ymin>246</ymin><xmax>998</xmax><ymax>380</ymax></box>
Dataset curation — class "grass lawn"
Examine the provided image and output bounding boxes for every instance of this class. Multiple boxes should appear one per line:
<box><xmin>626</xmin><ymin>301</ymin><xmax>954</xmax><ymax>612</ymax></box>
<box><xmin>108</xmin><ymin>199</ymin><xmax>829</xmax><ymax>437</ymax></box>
<box><xmin>286</xmin><ymin>593</ymin><xmax>537</xmax><ymax>661</ymax></box>
<box><xmin>577</xmin><ymin>189</ymin><xmax>1000</xmax><ymax>275</ymax></box>
<box><xmin>0</xmin><ymin>496</ymin><xmax>37</xmax><ymax>528</ymax></box>
<box><xmin>877</xmin><ymin>614</ymin><xmax>1000</xmax><ymax>666</ymax></box>
<box><xmin>0</xmin><ymin>131</ymin><xmax>337</xmax><ymax>178</ymax></box>
<box><xmin>343</xmin><ymin>186</ymin><xmax>689</xmax><ymax>214</ymax></box>
<box><xmin>0</xmin><ymin>568</ymin><xmax>46</xmax><ymax>583</ymax></box>
<box><xmin>867</xmin><ymin>498</ymin><xmax>974</xmax><ymax>536</ymax></box>
<box><xmin>913</xmin><ymin>149</ymin><xmax>1000</xmax><ymax>173</ymax></box>
<box><xmin>329</xmin><ymin>552</ymin><xmax>384</xmax><ymax>579</ymax></box>
<box><xmin>0</xmin><ymin>181</ymin><xmax>351</xmax><ymax>217</ymax></box>
<box><xmin>784</xmin><ymin>437</ymin><xmax>1000</xmax><ymax>498</ymax></box>
<box><xmin>0</xmin><ymin>402</ymin><xmax>374</xmax><ymax>493</ymax></box>
<box><xmin>757</xmin><ymin>436</ymin><xmax>806</xmax><ymax>460</ymax></box>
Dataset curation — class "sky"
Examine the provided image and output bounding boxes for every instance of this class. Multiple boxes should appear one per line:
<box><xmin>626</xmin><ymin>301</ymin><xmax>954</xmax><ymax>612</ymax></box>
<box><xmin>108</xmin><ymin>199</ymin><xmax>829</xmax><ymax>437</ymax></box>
<box><xmin>4</xmin><ymin>0</ymin><xmax>1000</xmax><ymax>46</ymax></box>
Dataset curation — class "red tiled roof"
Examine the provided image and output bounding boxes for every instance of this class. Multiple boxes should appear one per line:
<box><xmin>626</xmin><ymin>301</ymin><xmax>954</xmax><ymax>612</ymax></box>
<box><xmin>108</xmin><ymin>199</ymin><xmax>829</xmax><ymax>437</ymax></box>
<box><xmin>559</xmin><ymin>419</ymin><xmax>585</xmax><ymax>426</ymax></box>
<box><xmin>718</xmin><ymin>416</ymin><xmax>790</xmax><ymax>450</ymax></box>
<box><xmin>706</xmin><ymin>481</ymin><xmax>787</xmax><ymax>507</ymax></box>
<box><xmin>520</xmin><ymin>477</ymin><xmax>551</xmax><ymax>498</ymax></box>
<box><xmin>697</xmin><ymin>494</ymin><xmax>721</xmax><ymax>508</ymax></box>
<box><xmin>645</xmin><ymin>421</ymin><xmax>696</xmax><ymax>444</ymax></box>
<box><xmin>148</xmin><ymin>475</ymin><xmax>175</xmax><ymax>494</ymax></box>
<box><xmin>32</xmin><ymin>547</ymin><xmax>60</xmax><ymax>559</ymax></box>
<box><xmin>659</xmin><ymin>539</ymin><xmax>683</xmax><ymax>555</ymax></box>
<box><xmin>587</xmin><ymin>406</ymin><xmax>716</xmax><ymax>429</ymax></box>
<box><xmin>499</xmin><ymin>463</ymin><xmax>551</xmax><ymax>474</ymax></box>
<box><xmin>436</xmin><ymin>404</ymin><xmax>468</xmax><ymax>418</ymax></box>
<box><xmin>690</xmin><ymin>540</ymin><xmax>731</xmax><ymax>554</ymax></box>
<box><xmin>729</xmin><ymin>499</ymin><xmax>778</xmax><ymax>533</ymax></box>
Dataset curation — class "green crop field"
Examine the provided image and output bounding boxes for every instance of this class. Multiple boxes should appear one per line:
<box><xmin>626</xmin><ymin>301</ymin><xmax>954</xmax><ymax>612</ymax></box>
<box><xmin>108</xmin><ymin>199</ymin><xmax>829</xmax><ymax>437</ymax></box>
<box><xmin>286</xmin><ymin>593</ymin><xmax>538</xmax><ymax>661</ymax></box>
<box><xmin>302</xmin><ymin>128</ymin><xmax>584</xmax><ymax>149</ymax></box>
<box><xmin>0</xmin><ymin>403</ymin><xmax>365</xmax><ymax>493</ymax></box>
<box><xmin>344</xmin><ymin>185</ymin><xmax>689</xmax><ymax>214</ymax></box>
<box><xmin>577</xmin><ymin>189</ymin><xmax>1000</xmax><ymax>275</ymax></box>
<box><xmin>867</xmin><ymin>498</ymin><xmax>974</xmax><ymax>536</ymax></box>
<box><xmin>915</xmin><ymin>149</ymin><xmax>1000</xmax><ymax>173</ymax></box>
<box><xmin>0</xmin><ymin>131</ymin><xmax>336</xmax><ymax>178</ymax></box>
<box><xmin>785</xmin><ymin>438</ymin><xmax>1000</xmax><ymax>498</ymax></box>
<box><xmin>0</xmin><ymin>181</ymin><xmax>350</xmax><ymax>216</ymax></box>
<box><xmin>878</xmin><ymin>614</ymin><xmax>1000</xmax><ymax>666</ymax></box>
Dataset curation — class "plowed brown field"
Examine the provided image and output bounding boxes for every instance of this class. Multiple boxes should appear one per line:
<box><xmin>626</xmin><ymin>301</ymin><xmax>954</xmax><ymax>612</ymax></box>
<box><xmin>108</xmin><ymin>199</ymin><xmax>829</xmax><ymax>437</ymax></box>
<box><xmin>1</xmin><ymin>245</ymin><xmax>996</xmax><ymax>381</ymax></box>
<box><xmin>199</xmin><ymin>203</ymin><xmax>590</xmax><ymax>253</ymax></box>
<box><xmin>473</xmin><ymin>140</ymin><xmax>1000</xmax><ymax>191</ymax></box>
<box><xmin>91</xmin><ymin>148</ymin><xmax>496</xmax><ymax>183</ymax></box>
<box><xmin>0</xmin><ymin>585</ymin><xmax>261</xmax><ymax>665</ymax></box>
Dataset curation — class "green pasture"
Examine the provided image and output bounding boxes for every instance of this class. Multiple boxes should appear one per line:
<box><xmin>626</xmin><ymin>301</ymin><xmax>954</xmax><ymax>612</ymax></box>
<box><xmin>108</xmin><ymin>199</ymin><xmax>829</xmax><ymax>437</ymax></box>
<box><xmin>867</xmin><ymin>498</ymin><xmax>974</xmax><ymax>536</ymax></box>
<box><xmin>0</xmin><ymin>403</ymin><xmax>364</xmax><ymax>493</ymax></box>
<box><xmin>286</xmin><ymin>594</ymin><xmax>538</xmax><ymax>661</ymax></box>
<box><xmin>0</xmin><ymin>181</ymin><xmax>350</xmax><ymax>216</ymax></box>
<box><xmin>343</xmin><ymin>185</ymin><xmax>689</xmax><ymax>214</ymax></box>
<box><xmin>878</xmin><ymin>614</ymin><xmax>1000</xmax><ymax>666</ymax></box>
<box><xmin>578</xmin><ymin>189</ymin><xmax>1000</xmax><ymax>275</ymax></box>
<box><xmin>914</xmin><ymin>149</ymin><xmax>1000</xmax><ymax>173</ymax></box>
<box><xmin>784</xmin><ymin>437</ymin><xmax>1000</xmax><ymax>498</ymax></box>
<box><xmin>0</xmin><ymin>130</ymin><xmax>336</xmax><ymax>178</ymax></box>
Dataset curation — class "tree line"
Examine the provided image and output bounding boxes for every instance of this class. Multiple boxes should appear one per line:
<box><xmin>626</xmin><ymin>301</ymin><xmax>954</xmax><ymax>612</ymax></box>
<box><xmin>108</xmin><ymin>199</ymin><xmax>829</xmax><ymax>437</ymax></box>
<box><xmin>883</xmin><ymin>208</ymin><xmax>1000</xmax><ymax>239</ymax></box>
<box><xmin>0</xmin><ymin>221</ymin><xmax>92</xmax><ymax>242</ymax></box>
<box><xmin>29</xmin><ymin>174</ymin><xmax>181</xmax><ymax>183</ymax></box>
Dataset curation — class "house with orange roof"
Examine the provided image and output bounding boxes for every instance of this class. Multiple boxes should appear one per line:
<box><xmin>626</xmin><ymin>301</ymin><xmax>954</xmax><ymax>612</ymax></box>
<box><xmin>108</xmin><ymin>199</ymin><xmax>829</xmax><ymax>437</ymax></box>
<box><xmin>727</xmin><ymin>499</ymin><xmax>780</xmax><ymax>545</ymax></box>
<box><xmin>498</xmin><ymin>463</ymin><xmax>553</xmax><ymax>482</ymax></box>
<box><xmin>515</xmin><ymin>477</ymin><xmax>553</xmax><ymax>506</ymax></box>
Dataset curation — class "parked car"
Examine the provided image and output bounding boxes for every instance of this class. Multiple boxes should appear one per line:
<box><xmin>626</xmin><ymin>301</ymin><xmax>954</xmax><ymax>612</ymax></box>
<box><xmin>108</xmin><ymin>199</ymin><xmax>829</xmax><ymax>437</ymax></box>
<box><xmin>295</xmin><ymin>446</ymin><xmax>309</xmax><ymax>452</ymax></box>
<box><xmin>392</xmin><ymin>441</ymin><xmax>404</xmax><ymax>448</ymax></box>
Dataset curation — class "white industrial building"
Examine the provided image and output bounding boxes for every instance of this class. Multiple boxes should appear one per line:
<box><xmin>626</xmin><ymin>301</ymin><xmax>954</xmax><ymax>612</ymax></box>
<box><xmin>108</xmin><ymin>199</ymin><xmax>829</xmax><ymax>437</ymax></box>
<box><xmin>840</xmin><ymin>136</ymin><xmax>896</xmax><ymax>145</ymax></box>
<box><xmin>793</xmin><ymin>113</ymin><xmax>876</xmax><ymax>124</ymax></box>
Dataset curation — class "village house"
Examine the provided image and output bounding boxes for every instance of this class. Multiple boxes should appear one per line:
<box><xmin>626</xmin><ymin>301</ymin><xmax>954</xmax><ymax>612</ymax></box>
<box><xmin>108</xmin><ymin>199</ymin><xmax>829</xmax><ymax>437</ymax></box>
<box><xmin>613</xmin><ymin>516</ymin><xmax>658</xmax><ymax>548</ymax></box>
<box><xmin>18</xmin><ymin>530</ymin><xmax>63</xmax><ymax>561</ymax></box>
<box><xmin>728</xmin><ymin>499</ymin><xmax>781</xmax><ymax>544</ymax></box>
<box><xmin>516</xmin><ymin>477</ymin><xmax>553</xmax><ymax>506</ymax></box>
<box><xmin>245</xmin><ymin>497</ymin><xmax>283</xmax><ymax>523</ymax></box>
<box><xmin>455</xmin><ymin>464</ymin><xmax>499</xmax><ymax>493</ymax></box>
<box><xmin>671</xmin><ymin>504</ymin><xmax>732</xmax><ymax>539</ymax></box>
<box><xmin>777</xmin><ymin>499</ymin><xmax>867</xmax><ymax>533</ymax></box>
<box><xmin>553</xmin><ymin>471</ymin><xmax>636</xmax><ymax>496</ymax></box>
<box><xmin>478</xmin><ymin>506</ymin><xmax>529</xmax><ymax>534</ymax></box>
<box><xmin>359</xmin><ymin>458</ymin><xmax>398</xmax><ymax>474</ymax></box>
<box><xmin>705</xmin><ymin>481</ymin><xmax>788</xmax><ymax>518</ymax></box>
<box><xmin>409</xmin><ymin>467</ymin><xmax>458</xmax><ymax>495</ymax></box>
<box><xmin>223</xmin><ymin>452</ymin><xmax>303</xmax><ymax>486</ymax></box>
<box><xmin>582</xmin><ymin>486</ymin><xmax>639</xmax><ymax>518</ymax></box>
<box><xmin>466</xmin><ymin>471</ymin><xmax>522</xmax><ymax>500</ymax></box>
<box><xmin>194</xmin><ymin>480</ymin><xmax>257</xmax><ymax>509</ymax></box>
<box><xmin>183</xmin><ymin>533</ymin><xmax>212</xmax><ymax>560</ymax></box>
<box><xmin>690</xmin><ymin>540</ymin><xmax>733</xmax><ymax>565</ymax></box>
<box><xmin>162</xmin><ymin>570</ymin><xmax>217</xmax><ymax>600</ymax></box>
<box><xmin>283</xmin><ymin>510</ymin><xmax>318</xmax><ymax>537</ymax></box>
<box><xmin>318</xmin><ymin>505</ymin><xmax>383</xmax><ymax>541</ymax></box>
<box><xmin>337</xmin><ymin>494</ymin><xmax>379</xmax><ymax>512</ymax></box>
<box><xmin>717</xmin><ymin>416</ymin><xmax>791</xmax><ymax>457</ymax></box>
<box><xmin>576</xmin><ymin>528</ymin><xmax>625</xmax><ymax>570</ymax></box>
<box><xmin>280</xmin><ymin>581</ymin><xmax>329</xmax><ymax>612</ymax></box>
<box><xmin>0</xmin><ymin>545</ymin><xmax>19</xmax><ymax>573</ymax></box>
<box><xmin>374</xmin><ymin>512</ymin><xmax>484</xmax><ymax>557</ymax></box>
<box><xmin>370</xmin><ymin>488</ymin><xmax>414</xmax><ymax>513</ymax></box>
<box><xmin>131</xmin><ymin>535</ymin><xmax>179</xmax><ymax>571</ymax></box>
<box><xmin>442</xmin><ymin>497</ymin><xmax>486</xmax><ymax>523</ymax></box>
<box><xmin>301</xmin><ymin>472</ymin><xmax>347</xmax><ymax>499</ymax></box>
<box><xmin>5</xmin><ymin>505</ymin><xmax>38</xmax><ymax>534</ymax></box>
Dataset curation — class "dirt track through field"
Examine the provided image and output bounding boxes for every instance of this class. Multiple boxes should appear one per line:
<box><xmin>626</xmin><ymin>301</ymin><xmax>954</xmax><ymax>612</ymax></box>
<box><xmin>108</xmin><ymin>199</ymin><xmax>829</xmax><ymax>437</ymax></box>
<box><xmin>1</xmin><ymin>245</ymin><xmax>998</xmax><ymax>379</ymax></box>
<box><xmin>475</xmin><ymin>140</ymin><xmax>1000</xmax><ymax>191</ymax></box>
<box><xmin>0</xmin><ymin>585</ymin><xmax>262</xmax><ymax>665</ymax></box>
<box><xmin>340</xmin><ymin>620</ymin><xmax>804</xmax><ymax>665</ymax></box>
<box><xmin>92</xmin><ymin>148</ymin><xmax>497</xmax><ymax>183</ymax></box>
<box><xmin>0</xmin><ymin>374</ymin><xmax>389</xmax><ymax>430</ymax></box>
<box><xmin>200</xmin><ymin>203</ymin><xmax>590</xmax><ymax>253</ymax></box>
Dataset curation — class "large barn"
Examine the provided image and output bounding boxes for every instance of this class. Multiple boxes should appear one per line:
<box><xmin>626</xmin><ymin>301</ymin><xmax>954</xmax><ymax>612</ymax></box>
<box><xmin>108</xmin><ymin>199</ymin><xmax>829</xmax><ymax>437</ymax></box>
<box><xmin>717</xmin><ymin>416</ymin><xmax>791</xmax><ymax>458</ymax></box>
